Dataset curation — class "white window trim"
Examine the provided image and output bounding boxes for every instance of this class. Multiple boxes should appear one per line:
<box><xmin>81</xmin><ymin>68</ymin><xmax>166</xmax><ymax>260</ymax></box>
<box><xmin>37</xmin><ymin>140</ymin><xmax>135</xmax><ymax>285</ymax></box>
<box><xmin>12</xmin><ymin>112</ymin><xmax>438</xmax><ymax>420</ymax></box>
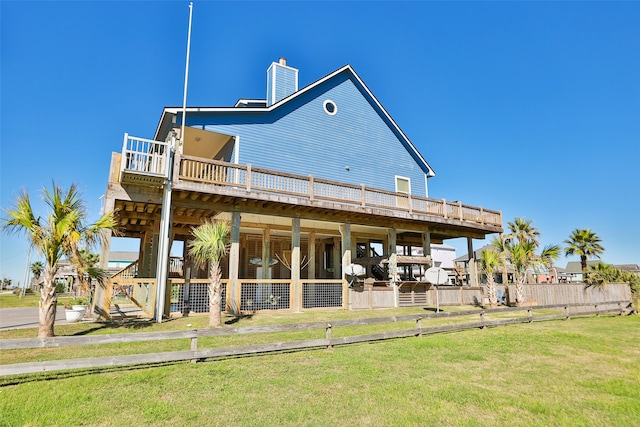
<box><xmin>323</xmin><ymin>99</ymin><xmax>338</xmax><ymax>116</ymax></box>
<box><xmin>395</xmin><ymin>175</ymin><xmax>411</xmax><ymax>195</ymax></box>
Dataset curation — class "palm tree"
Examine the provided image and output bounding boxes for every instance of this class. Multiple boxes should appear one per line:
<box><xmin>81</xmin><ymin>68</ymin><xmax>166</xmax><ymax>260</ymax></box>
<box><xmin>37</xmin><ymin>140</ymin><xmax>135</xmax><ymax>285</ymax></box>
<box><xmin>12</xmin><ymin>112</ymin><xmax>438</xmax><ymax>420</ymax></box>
<box><xmin>585</xmin><ymin>262</ymin><xmax>617</xmax><ymax>288</ymax></box>
<box><xmin>479</xmin><ymin>247</ymin><xmax>501</xmax><ymax>307</ymax></box>
<box><xmin>506</xmin><ymin>241</ymin><xmax>561</xmax><ymax>304</ymax></box>
<box><xmin>497</xmin><ymin>218</ymin><xmax>561</xmax><ymax>304</ymax></box>
<box><xmin>188</xmin><ymin>219</ymin><xmax>230</xmax><ymax>327</ymax></box>
<box><xmin>505</xmin><ymin>217</ymin><xmax>540</xmax><ymax>246</ymax></box>
<box><xmin>564</xmin><ymin>229</ymin><xmax>604</xmax><ymax>279</ymax></box>
<box><xmin>493</xmin><ymin>235</ymin><xmax>509</xmax><ymax>284</ymax></box>
<box><xmin>72</xmin><ymin>249</ymin><xmax>107</xmax><ymax>297</ymax></box>
<box><xmin>1</xmin><ymin>183</ymin><xmax>117</xmax><ymax>337</ymax></box>
<box><xmin>30</xmin><ymin>261</ymin><xmax>44</xmax><ymax>285</ymax></box>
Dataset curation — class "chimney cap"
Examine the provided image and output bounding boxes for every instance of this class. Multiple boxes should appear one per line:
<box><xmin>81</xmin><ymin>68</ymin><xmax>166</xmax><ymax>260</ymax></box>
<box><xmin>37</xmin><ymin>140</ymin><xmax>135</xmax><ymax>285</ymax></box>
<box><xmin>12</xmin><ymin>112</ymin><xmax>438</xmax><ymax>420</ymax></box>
<box><xmin>279</xmin><ymin>57</ymin><xmax>287</xmax><ymax>66</ymax></box>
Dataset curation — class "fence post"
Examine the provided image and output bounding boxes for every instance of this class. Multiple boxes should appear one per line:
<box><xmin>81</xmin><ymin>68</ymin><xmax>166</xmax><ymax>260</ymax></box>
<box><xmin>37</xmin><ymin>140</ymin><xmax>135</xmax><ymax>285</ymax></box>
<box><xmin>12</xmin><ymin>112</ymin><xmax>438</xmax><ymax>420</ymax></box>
<box><xmin>595</xmin><ymin>304</ymin><xmax>599</xmax><ymax>317</ymax></box>
<box><xmin>190</xmin><ymin>335</ymin><xmax>198</xmax><ymax>364</ymax></box>
<box><xmin>564</xmin><ymin>305</ymin><xmax>570</xmax><ymax>320</ymax></box>
<box><xmin>442</xmin><ymin>199</ymin><xmax>447</xmax><ymax>218</ymax></box>
<box><xmin>326</xmin><ymin>323</ymin><xmax>332</xmax><ymax>348</ymax></box>
<box><xmin>309</xmin><ymin>175</ymin><xmax>314</xmax><ymax>201</ymax></box>
<box><xmin>480</xmin><ymin>311</ymin><xmax>485</xmax><ymax>329</ymax></box>
<box><xmin>416</xmin><ymin>317</ymin><xmax>422</xmax><ymax>336</ymax></box>
<box><xmin>527</xmin><ymin>308</ymin><xmax>532</xmax><ymax>322</ymax></box>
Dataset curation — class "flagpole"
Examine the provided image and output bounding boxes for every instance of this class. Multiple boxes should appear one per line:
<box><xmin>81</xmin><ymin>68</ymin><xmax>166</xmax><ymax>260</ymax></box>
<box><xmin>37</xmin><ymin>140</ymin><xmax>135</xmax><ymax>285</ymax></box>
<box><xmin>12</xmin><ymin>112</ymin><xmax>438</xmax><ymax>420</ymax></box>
<box><xmin>180</xmin><ymin>2</ymin><xmax>194</xmax><ymax>151</ymax></box>
<box><xmin>155</xmin><ymin>2</ymin><xmax>194</xmax><ymax>322</ymax></box>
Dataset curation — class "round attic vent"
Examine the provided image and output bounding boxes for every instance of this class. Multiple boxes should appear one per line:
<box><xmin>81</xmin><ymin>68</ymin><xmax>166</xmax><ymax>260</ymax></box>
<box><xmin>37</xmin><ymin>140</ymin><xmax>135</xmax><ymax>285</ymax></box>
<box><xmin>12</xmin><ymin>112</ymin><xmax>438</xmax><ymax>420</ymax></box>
<box><xmin>323</xmin><ymin>100</ymin><xmax>337</xmax><ymax>116</ymax></box>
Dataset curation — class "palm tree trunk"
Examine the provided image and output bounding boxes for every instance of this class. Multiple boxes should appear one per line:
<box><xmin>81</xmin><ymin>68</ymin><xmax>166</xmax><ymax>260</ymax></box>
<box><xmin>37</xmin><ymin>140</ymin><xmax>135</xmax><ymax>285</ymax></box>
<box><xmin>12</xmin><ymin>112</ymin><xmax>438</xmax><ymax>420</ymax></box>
<box><xmin>208</xmin><ymin>262</ymin><xmax>222</xmax><ymax>327</ymax></box>
<box><xmin>513</xmin><ymin>274</ymin><xmax>526</xmax><ymax>305</ymax></box>
<box><xmin>486</xmin><ymin>277</ymin><xmax>497</xmax><ymax>308</ymax></box>
<box><xmin>581</xmin><ymin>255</ymin><xmax>587</xmax><ymax>278</ymax></box>
<box><xmin>39</xmin><ymin>268</ymin><xmax>57</xmax><ymax>338</ymax></box>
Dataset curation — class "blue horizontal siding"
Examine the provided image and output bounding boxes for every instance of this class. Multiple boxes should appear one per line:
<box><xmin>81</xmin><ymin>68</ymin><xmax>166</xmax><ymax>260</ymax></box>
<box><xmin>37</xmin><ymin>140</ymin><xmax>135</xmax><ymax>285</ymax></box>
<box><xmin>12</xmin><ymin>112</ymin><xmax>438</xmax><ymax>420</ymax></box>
<box><xmin>184</xmin><ymin>74</ymin><xmax>427</xmax><ymax>197</ymax></box>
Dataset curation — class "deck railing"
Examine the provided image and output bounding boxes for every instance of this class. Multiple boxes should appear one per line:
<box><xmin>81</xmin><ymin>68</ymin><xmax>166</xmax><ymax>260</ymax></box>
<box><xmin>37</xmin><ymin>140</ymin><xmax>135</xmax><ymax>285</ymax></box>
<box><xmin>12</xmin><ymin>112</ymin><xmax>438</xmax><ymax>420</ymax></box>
<box><xmin>121</xmin><ymin>133</ymin><xmax>170</xmax><ymax>177</ymax></box>
<box><xmin>178</xmin><ymin>156</ymin><xmax>502</xmax><ymax>227</ymax></box>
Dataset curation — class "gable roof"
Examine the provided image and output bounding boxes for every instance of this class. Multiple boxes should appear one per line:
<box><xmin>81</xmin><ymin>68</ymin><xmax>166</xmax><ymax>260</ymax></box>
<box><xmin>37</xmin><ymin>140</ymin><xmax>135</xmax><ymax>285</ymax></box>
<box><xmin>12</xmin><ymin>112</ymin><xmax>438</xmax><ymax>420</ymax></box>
<box><xmin>155</xmin><ymin>64</ymin><xmax>435</xmax><ymax>177</ymax></box>
<box><xmin>564</xmin><ymin>260</ymin><xmax>601</xmax><ymax>274</ymax></box>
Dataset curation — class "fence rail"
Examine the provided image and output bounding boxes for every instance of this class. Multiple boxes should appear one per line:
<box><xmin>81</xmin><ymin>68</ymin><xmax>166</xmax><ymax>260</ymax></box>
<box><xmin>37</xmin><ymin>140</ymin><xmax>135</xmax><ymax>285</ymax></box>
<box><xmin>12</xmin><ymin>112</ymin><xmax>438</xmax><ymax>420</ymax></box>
<box><xmin>177</xmin><ymin>156</ymin><xmax>502</xmax><ymax>227</ymax></box>
<box><xmin>1</xmin><ymin>301</ymin><xmax>633</xmax><ymax>376</ymax></box>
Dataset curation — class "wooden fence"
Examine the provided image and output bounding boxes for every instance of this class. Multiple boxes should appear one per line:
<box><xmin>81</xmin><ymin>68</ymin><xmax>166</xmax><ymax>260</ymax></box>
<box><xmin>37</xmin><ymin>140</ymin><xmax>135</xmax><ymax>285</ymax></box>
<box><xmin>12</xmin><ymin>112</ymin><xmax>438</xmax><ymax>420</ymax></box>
<box><xmin>392</xmin><ymin>282</ymin><xmax>632</xmax><ymax>309</ymax></box>
<box><xmin>1</xmin><ymin>301</ymin><xmax>634</xmax><ymax>377</ymax></box>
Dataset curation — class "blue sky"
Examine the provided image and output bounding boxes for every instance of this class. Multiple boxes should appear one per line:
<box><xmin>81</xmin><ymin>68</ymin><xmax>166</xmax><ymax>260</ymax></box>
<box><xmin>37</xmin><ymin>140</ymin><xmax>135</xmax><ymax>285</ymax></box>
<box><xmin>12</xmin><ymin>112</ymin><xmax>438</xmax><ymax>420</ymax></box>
<box><xmin>1</xmin><ymin>1</ymin><xmax>639</xmax><ymax>286</ymax></box>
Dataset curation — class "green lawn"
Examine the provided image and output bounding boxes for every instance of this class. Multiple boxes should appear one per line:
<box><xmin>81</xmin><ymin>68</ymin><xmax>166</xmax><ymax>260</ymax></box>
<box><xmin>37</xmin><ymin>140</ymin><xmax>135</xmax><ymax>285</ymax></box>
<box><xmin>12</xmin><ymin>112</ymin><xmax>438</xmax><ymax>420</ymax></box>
<box><xmin>1</xmin><ymin>314</ymin><xmax>638</xmax><ymax>426</ymax></box>
<box><xmin>0</xmin><ymin>293</ymin><xmax>78</xmax><ymax>309</ymax></box>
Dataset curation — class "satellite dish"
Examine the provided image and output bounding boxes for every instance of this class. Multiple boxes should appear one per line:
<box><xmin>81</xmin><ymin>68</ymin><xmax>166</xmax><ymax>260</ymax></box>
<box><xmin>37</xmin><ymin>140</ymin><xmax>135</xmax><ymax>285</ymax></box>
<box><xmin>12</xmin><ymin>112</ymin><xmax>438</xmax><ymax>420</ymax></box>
<box><xmin>424</xmin><ymin>267</ymin><xmax>448</xmax><ymax>285</ymax></box>
<box><xmin>344</xmin><ymin>264</ymin><xmax>366</xmax><ymax>276</ymax></box>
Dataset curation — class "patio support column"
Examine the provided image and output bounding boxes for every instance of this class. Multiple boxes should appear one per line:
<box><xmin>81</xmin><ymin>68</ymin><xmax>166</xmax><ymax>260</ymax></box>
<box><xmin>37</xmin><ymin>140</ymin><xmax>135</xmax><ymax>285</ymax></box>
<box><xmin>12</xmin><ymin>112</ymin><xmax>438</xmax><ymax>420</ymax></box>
<box><xmin>365</xmin><ymin>240</ymin><xmax>371</xmax><ymax>277</ymax></box>
<box><xmin>154</xmin><ymin>133</ymin><xmax>177</xmax><ymax>323</ymax></box>
<box><xmin>182</xmin><ymin>237</ymin><xmax>193</xmax><ymax>316</ymax></box>
<box><xmin>94</xmin><ymin>194</ymin><xmax>115</xmax><ymax>320</ymax></box>
<box><xmin>261</xmin><ymin>227</ymin><xmax>271</xmax><ymax>279</ymax></box>
<box><xmin>292</xmin><ymin>217</ymin><xmax>301</xmax><ymax>312</ymax></box>
<box><xmin>228</xmin><ymin>210</ymin><xmax>241</xmax><ymax>315</ymax></box>
<box><xmin>422</xmin><ymin>231</ymin><xmax>431</xmax><ymax>258</ymax></box>
<box><xmin>388</xmin><ymin>228</ymin><xmax>398</xmax><ymax>307</ymax></box>
<box><xmin>332</xmin><ymin>237</ymin><xmax>341</xmax><ymax>279</ymax></box>
<box><xmin>339</xmin><ymin>222</ymin><xmax>352</xmax><ymax>271</ymax></box>
<box><xmin>308</xmin><ymin>231</ymin><xmax>316</xmax><ymax>280</ymax></box>
<box><xmin>467</xmin><ymin>237</ymin><xmax>477</xmax><ymax>286</ymax></box>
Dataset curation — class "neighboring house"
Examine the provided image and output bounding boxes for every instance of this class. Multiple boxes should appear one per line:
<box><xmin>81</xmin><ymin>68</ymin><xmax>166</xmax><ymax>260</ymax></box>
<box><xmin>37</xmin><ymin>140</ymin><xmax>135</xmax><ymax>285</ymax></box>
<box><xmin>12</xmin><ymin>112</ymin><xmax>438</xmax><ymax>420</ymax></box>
<box><xmin>615</xmin><ymin>264</ymin><xmax>640</xmax><ymax>276</ymax></box>
<box><xmin>30</xmin><ymin>252</ymin><xmax>137</xmax><ymax>293</ymax></box>
<box><xmin>564</xmin><ymin>261</ymin><xmax>601</xmax><ymax>282</ymax></box>
<box><xmin>430</xmin><ymin>244</ymin><xmax>457</xmax><ymax>269</ymax></box>
<box><xmin>100</xmin><ymin>59</ymin><xmax>503</xmax><ymax>317</ymax></box>
<box><xmin>106</xmin><ymin>251</ymin><xmax>139</xmax><ymax>276</ymax></box>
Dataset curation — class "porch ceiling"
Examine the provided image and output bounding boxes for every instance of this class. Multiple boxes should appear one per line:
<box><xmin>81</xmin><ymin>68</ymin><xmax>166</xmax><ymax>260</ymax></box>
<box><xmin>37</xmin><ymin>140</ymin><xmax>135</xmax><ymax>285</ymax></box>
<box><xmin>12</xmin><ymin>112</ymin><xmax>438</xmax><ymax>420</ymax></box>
<box><xmin>183</xmin><ymin>127</ymin><xmax>233</xmax><ymax>159</ymax></box>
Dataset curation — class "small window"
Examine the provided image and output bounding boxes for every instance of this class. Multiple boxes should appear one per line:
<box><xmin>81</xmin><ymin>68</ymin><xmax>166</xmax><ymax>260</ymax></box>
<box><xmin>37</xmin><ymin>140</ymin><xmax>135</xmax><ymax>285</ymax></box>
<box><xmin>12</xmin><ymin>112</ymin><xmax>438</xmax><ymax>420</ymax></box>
<box><xmin>395</xmin><ymin>176</ymin><xmax>411</xmax><ymax>209</ymax></box>
<box><xmin>323</xmin><ymin>100</ymin><xmax>337</xmax><ymax>116</ymax></box>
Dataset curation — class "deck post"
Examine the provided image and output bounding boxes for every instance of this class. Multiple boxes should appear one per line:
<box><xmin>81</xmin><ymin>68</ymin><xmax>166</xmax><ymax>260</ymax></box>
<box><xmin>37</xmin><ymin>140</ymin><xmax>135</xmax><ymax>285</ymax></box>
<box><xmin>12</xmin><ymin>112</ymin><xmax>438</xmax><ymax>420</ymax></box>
<box><xmin>467</xmin><ymin>237</ymin><xmax>477</xmax><ymax>287</ymax></box>
<box><xmin>422</xmin><ymin>230</ymin><xmax>431</xmax><ymax>259</ymax></box>
<box><xmin>308</xmin><ymin>231</ymin><xmax>316</xmax><ymax>280</ymax></box>
<box><xmin>94</xmin><ymin>194</ymin><xmax>115</xmax><ymax>320</ymax></box>
<box><xmin>292</xmin><ymin>217</ymin><xmax>301</xmax><ymax>312</ymax></box>
<box><xmin>261</xmin><ymin>227</ymin><xmax>271</xmax><ymax>279</ymax></box>
<box><xmin>332</xmin><ymin>237</ymin><xmax>341</xmax><ymax>279</ymax></box>
<box><xmin>154</xmin><ymin>134</ymin><xmax>176</xmax><ymax>323</ymax></box>
<box><xmin>339</xmin><ymin>222</ymin><xmax>352</xmax><ymax>284</ymax></box>
<box><xmin>246</xmin><ymin>164</ymin><xmax>252</xmax><ymax>192</ymax></box>
<box><xmin>228</xmin><ymin>210</ymin><xmax>241</xmax><ymax>315</ymax></box>
<box><xmin>388</xmin><ymin>228</ymin><xmax>398</xmax><ymax>308</ymax></box>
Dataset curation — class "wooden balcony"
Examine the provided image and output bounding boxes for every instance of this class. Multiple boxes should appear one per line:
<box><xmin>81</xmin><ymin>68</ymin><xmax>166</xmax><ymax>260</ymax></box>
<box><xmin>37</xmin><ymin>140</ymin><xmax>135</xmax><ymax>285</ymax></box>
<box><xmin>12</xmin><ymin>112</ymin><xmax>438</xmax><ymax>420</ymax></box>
<box><xmin>114</xmin><ymin>136</ymin><xmax>502</xmax><ymax>238</ymax></box>
<box><xmin>119</xmin><ymin>134</ymin><xmax>170</xmax><ymax>186</ymax></box>
<box><xmin>174</xmin><ymin>155</ymin><xmax>502</xmax><ymax>229</ymax></box>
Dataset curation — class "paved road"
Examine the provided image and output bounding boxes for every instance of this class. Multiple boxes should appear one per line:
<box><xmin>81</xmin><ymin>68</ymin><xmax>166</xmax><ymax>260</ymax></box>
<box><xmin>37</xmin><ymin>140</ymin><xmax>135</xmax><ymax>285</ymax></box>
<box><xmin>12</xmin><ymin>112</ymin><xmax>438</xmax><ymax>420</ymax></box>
<box><xmin>0</xmin><ymin>307</ymin><xmax>68</xmax><ymax>330</ymax></box>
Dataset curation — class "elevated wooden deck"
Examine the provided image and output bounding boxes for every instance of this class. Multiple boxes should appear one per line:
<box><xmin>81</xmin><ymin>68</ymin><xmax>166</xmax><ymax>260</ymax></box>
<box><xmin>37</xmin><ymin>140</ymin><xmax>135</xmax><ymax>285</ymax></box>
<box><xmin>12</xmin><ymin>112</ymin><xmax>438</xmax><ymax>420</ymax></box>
<box><xmin>112</xmin><ymin>137</ymin><xmax>502</xmax><ymax>240</ymax></box>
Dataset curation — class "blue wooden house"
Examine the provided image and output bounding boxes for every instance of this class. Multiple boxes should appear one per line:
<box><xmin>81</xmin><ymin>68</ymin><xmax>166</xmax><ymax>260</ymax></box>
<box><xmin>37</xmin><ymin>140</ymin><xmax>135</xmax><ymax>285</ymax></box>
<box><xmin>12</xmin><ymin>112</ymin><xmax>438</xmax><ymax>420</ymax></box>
<box><xmin>98</xmin><ymin>59</ymin><xmax>502</xmax><ymax>320</ymax></box>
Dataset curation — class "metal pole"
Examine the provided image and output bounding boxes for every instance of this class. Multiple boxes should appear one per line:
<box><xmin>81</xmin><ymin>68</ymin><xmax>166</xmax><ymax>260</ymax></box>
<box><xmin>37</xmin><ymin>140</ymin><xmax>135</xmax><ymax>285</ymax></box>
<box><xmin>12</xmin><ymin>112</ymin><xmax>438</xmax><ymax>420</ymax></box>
<box><xmin>179</xmin><ymin>2</ymin><xmax>194</xmax><ymax>151</ymax></box>
<box><xmin>155</xmin><ymin>1</ymin><xmax>193</xmax><ymax>323</ymax></box>
<box><xmin>21</xmin><ymin>245</ymin><xmax>32</xmax><ymax>298</ymax></box>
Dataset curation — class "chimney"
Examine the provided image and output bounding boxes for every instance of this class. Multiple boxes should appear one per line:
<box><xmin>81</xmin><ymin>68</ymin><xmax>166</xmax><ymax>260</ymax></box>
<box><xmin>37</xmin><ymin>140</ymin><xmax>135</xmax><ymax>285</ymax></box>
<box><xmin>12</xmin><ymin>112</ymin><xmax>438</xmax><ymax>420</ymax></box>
<box><xmin>266</xmin><ymin>58</ymin><xmax>298</xmax><ymax>106</ymax></box>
